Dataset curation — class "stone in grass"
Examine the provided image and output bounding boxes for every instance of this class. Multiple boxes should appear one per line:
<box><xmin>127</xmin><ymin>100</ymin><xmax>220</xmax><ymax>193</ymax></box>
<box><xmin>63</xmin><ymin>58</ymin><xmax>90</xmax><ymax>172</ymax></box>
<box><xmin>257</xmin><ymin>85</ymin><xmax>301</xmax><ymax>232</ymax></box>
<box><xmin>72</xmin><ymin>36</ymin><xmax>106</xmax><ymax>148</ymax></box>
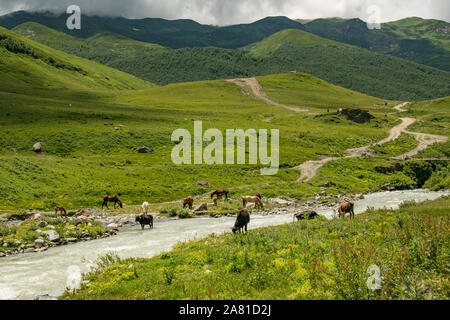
<box><xmin>196</xmin><ymin>181</ymin><xmax>211</xmax><ymax>188</ymax></box>
<box><xmin>194</xmin><ymin>203</ymin><xmax>208</xmax><ymax>212</ymax></box>
<box><xmin>138</xmin><ymin>146</ymin><xmax>154</xmax><ymax>154</ymax></box>
<box><xmin>32</xmin><ymin>142</ymin><xmax>42</xmax><ymax>153</ymax></box>
<box><xmin>42</xmin><ymin>230</ymin><xmax>60</xmax><ymax>242</ymax></box>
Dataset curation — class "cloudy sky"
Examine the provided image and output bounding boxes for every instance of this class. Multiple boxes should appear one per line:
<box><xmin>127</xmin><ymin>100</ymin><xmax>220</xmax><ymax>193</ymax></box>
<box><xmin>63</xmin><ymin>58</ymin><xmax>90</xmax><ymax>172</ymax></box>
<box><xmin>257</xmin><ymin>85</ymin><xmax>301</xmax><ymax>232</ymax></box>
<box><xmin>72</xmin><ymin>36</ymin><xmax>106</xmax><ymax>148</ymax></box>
<box><xmin>0</xmin><ymin>0</ymin><xmax>448</xmax><ymax>25</ymax></box>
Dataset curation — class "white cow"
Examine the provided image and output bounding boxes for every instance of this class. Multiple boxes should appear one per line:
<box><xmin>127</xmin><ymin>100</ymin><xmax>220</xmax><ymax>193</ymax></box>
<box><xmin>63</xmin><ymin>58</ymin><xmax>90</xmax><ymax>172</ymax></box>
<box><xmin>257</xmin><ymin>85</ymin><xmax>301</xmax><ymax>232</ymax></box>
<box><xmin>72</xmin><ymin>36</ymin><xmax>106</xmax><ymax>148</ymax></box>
<box><xmin>141</xmin><ymin>201</ymin><xmax>149</xmax><ymax>215</ymax></box>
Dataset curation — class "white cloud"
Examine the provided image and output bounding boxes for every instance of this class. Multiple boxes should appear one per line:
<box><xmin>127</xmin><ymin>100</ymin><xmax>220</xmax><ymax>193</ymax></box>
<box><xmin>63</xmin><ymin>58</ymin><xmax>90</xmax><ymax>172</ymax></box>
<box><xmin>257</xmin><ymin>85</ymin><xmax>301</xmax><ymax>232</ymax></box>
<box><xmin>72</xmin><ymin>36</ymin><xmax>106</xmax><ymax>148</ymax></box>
<box><xmin>0</xmin><ymin>0</ymin><xmax>448</xmax><ymax>25</ymax></box>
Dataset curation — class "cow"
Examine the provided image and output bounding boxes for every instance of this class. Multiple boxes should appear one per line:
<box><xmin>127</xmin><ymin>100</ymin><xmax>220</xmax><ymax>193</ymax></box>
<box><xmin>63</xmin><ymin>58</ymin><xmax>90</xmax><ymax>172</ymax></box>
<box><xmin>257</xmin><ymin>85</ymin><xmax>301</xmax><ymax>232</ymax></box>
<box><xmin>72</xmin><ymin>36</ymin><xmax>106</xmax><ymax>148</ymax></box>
<box><xmin>141</xmin><ymin>201</ymin><xmax>149</xmax><ymax>214</ymax></box>
<box><xmin>338</xmin><ymin>202</ymin><xmax>355</xmax><ymax>220</ymax></box>
<box><xmin>293</xmin><ymin>210</ymin><xmax>318</xmax><ymax>221</ymax></box>
<box><xmin>242</xmin><ymin>193</ymin><xmax>264</xmax><ymax>209</ymax></box>
<box><xmin>211</xmin><ymin>189</ymin><xmax>229</xmax><ymax>201</ymax></box>
<box><xmin>183</xmin><ymin>196</ymin><xmax>194</xmax><ymax>209</ymax></box>
<box><xmin>232</xmin><ymin>209</ymin><xmax>250</xmax><ymax>234</ymax></box>
<box><xmin>55</xmin><ymin>206</ymin><xmax>67</xmax><ymax>216</ymax></box>
<box><xmin>136</xmin><ymin>214</ymin><xmax>153</xmax><ymax>230</ymax></box>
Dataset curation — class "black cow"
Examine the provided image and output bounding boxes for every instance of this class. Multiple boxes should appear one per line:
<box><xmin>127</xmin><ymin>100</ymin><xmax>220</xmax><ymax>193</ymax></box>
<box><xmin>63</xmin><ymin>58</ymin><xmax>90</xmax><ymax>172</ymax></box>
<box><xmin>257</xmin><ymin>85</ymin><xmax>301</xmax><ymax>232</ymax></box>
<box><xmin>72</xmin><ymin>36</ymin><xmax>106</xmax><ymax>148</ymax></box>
<box><xmin>232</xmin><ymin>209</ymin><xmax>250</xmax><ymax>234</ymax></box>
<box><xmin>293</xmin><ymin>210</ymin><xmax>318</xmax><ymax>221</ymax></box>
<box><xmin>136</xmin><ymin>214</ymin><xmax>153</xmax><ymax>230</ymax></box>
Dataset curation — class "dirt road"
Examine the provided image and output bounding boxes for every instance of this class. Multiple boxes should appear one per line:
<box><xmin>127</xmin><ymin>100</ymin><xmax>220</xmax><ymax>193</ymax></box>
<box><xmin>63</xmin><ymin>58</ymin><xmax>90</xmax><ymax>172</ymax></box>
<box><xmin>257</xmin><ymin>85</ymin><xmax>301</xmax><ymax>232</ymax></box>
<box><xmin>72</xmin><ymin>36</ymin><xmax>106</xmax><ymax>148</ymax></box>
<box><xmin>227</xmin><ymin>78</ymin><xmax>448</xmax><ymax>182</ymax></box>
<box><xmin>226</xmin><ymin>77</ymin><xmax>309</xmax><ymax>113</ymax></box>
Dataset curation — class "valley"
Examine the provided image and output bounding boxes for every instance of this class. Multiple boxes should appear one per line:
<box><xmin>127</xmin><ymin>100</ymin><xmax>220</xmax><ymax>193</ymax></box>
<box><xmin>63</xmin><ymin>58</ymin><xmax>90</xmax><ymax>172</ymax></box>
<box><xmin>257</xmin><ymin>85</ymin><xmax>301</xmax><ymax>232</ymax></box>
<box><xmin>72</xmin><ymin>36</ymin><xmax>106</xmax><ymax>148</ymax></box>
<box><xmin>0</xmin><ymin>8</ymin><xmax>448</xmax><ymax>301</ymax></box>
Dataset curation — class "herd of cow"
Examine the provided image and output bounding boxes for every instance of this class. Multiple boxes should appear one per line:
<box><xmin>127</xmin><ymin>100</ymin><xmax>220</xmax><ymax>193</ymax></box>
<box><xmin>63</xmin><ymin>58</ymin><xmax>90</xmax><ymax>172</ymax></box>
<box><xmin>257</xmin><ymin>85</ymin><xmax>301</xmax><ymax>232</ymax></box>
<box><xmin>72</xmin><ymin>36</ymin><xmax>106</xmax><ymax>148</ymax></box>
<box><xmin>54</xmin><ymin>190</ymin><xmax>356</xmax><ymax>234</ymax></box>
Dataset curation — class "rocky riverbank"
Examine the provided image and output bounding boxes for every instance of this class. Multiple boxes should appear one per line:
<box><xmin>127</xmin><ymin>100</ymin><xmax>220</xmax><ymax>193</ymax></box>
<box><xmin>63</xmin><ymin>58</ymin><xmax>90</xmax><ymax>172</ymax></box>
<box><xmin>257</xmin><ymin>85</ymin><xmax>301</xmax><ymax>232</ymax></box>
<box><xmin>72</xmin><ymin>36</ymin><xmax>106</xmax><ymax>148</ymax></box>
<box><xmin>0</xmin><ymin>208</ymin><xmax>173</xmax><ymax>258</ymax></box>
<box><xmin>0</xmin><ymin>192</ymin><xmax>366</xmax><ymax>258</ymax></box>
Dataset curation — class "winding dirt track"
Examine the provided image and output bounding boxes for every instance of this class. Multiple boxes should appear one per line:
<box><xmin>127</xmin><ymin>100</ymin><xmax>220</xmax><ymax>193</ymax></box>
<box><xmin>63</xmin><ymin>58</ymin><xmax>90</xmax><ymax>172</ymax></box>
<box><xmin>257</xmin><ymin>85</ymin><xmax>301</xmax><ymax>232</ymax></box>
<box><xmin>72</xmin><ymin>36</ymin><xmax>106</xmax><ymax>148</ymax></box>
<box><xmin>227</xmin><ymin>78</ymin><xmax>448</xmax><ymax>182</ymax></box>
<box><xmin>226</xmin><ymin>78</ymin><xmax>309</xmax><ymax>113</ymax></box>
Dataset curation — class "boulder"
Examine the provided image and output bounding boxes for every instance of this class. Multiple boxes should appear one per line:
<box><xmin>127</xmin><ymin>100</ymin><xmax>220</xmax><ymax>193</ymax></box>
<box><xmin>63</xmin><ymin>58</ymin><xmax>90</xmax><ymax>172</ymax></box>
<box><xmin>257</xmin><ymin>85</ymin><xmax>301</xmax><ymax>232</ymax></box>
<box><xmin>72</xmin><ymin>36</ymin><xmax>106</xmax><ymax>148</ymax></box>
<box><xmin>196</xmin><ymin>181</ymin><xmax>211</xmax><ymax>188</ymax></box>
<box><xmin>194</xmin><ymin>203</ymin><xmax>208</xmax><ymax>212</ymax></box>
<box><xmin>42</xmin><ymin>230</ymin><xmax>60</xmax><ymax>242</ymax></box>
<box><xmin>107</xmin><ymin>223</ymin><xmax>120</xmax><ymax>230</ymax></box>
<box><xmin>32</xmin><ymin>142</ymin><xmax>42</xmax><ymax>153</ymax></box>
<box><xmin>34</xmin><ymin>239</ymin><xmax>45</xmax><ymax>247</ymax></box>
<box><xmin>138</xmin><ymin>146</ymin><xmax>153</xmax><ymax>154</ymax></box>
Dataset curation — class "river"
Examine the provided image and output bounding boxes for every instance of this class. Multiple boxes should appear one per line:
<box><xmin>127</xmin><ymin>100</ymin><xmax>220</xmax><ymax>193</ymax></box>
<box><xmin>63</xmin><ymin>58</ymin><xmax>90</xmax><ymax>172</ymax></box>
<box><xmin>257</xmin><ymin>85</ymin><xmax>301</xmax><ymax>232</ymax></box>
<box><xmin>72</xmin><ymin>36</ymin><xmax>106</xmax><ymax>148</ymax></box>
<box><xmin>0</xmin><ymin>189</ymin><xmax>448</xmax><ymax>300</ymax></box>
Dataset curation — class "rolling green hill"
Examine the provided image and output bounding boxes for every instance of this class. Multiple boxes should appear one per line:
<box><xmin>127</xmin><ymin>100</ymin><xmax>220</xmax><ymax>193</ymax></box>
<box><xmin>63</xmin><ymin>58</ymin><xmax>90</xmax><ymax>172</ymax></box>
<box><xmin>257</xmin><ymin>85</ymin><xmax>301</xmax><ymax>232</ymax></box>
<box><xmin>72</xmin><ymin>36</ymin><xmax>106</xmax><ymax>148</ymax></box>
<box><xmin>11</xmin><ymin>23</ymin><xmax>450</xmax><ymax>101</ymax></box>
<box><xmin>243</xmin><ymin>29</ymin><xmax>450</xmax><ymax>101</ymax></box>
<box><xmin>0</xmin><ymin>26</ymin><xmax>153</xmax><ymax>93</ymax></box>
<box><xmin>0</xmin><ymin>11</ymin><xmax>306</xmax><ymax>49</ymax></box>
<box><xmin>1</xmin><ymin>65</ymin><xmax>415</xmax><ymax>211</ymax></box>
<box><xmin>305</xmin><ymin>17</ymin><xmax>450</xmax><ymax>71</ymax></box>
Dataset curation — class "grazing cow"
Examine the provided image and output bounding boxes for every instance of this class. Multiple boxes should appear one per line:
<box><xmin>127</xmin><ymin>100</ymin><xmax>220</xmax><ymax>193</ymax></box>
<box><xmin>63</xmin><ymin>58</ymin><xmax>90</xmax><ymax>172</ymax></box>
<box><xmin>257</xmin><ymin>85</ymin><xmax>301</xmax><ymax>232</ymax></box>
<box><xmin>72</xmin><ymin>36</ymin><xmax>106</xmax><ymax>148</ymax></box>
<box><xmin>242</xmin><ymin>193</ymin><xmax>264</xmax><ymax>209</ymax></box>
<box><xmin>232</xmin><ymin>209</ymin><xmax>250</xmax><ymax>234</ymax></box>
<box><xmin>338</xmin><ymin>202</ymin><xmax>355</xmax><ymax>220</ymax></box>
<box><xmin>293</xmin><ymin>210</ymin><xmax>318</xmax><ymax>221</ymax></box>
<box><xmin>55</xmin><ymin>206</ymin><xmax>67</xmax><ymax>216</ymax></box>
<box><xmin>141</xmin><ymin>201</ymin><xmax>149</xmax><ymax>214</ymax></box>
<box><xmin>211</xmin><ymin>189</ymin><xmax>229</xmax><ymax>201</ymax></box>
<box><xmin>136</xmin><ymin>214</ymin><xmax>153</xmax><ymax>230</ymax></box>
<box><xmin>102</xmin><ymin>195</ymin><xmax>123</xmax><ymax>209</ymax></box>
<box><xmin>183</xmin><ymin>196</ymin><xmax>194</xmax><ymax>209</ymax></box>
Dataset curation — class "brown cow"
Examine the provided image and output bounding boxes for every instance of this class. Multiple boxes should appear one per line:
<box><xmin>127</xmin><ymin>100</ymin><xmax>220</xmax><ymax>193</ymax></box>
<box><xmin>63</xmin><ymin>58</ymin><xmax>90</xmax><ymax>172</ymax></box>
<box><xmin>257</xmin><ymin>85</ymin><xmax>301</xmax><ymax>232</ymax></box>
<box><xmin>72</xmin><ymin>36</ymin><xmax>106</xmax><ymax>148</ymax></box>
<box><xmin>55</xmin><ymin>206</ymin><xmax>67</xmax><ymax>216</ymax></box>
<box><xmin>338</xmin><ymin>202</ymin><xmax>355</xmax><ymax>220</ymax></box>
<box><xmin>183</xmin><ymin>196</ymin><xmax>194</xmax><ymax>209</ymax></box>
<box><xmin>211</xmin><ymin>189</ymin><xmax>229</xmax><ymax>201</ymax></box>
<box><xmin>242</xmin><ymin>193</ymin><xmax>264</xmax><ymax>209</ymax></box>
<box><xmin>102</xmin><ymin>195</ymin><xmax>123</xmax><ymax>209</ymax></box>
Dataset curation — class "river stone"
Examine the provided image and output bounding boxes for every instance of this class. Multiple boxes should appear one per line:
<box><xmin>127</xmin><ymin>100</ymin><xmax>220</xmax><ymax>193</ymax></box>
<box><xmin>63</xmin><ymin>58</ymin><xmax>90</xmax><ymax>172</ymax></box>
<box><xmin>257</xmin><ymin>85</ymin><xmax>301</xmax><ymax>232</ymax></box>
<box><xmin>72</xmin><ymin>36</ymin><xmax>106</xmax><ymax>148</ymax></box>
<box><xmin>34</xmin><ymin>239</ymin><xmax>44</xmax><ymax>247</ymax></box>
<box><xmin>107</xmin><ymin>223</ymin><xmax>119</xmax><ymax>230</ymax></box>
<box><xmin>42</xmin><ymin>230</ymin><xmax>60</xmax><ymax>242</ymax></box>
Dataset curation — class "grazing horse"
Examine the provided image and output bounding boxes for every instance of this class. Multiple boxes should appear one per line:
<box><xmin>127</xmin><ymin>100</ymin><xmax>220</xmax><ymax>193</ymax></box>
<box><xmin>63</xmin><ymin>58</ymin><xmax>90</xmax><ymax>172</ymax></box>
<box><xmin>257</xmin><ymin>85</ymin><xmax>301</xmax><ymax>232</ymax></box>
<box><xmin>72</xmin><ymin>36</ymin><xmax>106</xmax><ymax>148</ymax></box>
<box><xmin>338</xmin><ymin>202</ymin><xmax>355</xmax><ymax>220</ymax></box>
<box><xmin>141</xmin><ymin>201</ymin><xmax>149</xmax><ymax>214</ymax></box>
<box><xmin>183</xmin><ymin>196</ymin><xmax>194</xmax><ymax>209</ymax></box>
<box><xmin>102</xmin><ymin>195</ymin><xmax>123</xmax><ymax>209</ymax></box>
<box><xmin>232</xmin><ymin>209</ymin><xmax>250</xmax><ymax>234</ymax></box>
<box><xmin>211</xmin><ymin>189</ymin><xmax>229</xmax><ymax>201</ymax></box>
<box><xmin>55</xmin><ymin>206</ymin><xmax>67</xmax><ymax>216</ymax></box>
<box><xmin>293</xmin><ymin>210</ymin><xmax>318</xmax><ymax>221</ymax></box>
<box><xmin>136</xmin><ymin>214</ymin><xmax>153</xmax><ymax>230</ymax></box>
<box><xmin>242</xmin><ymin>193</ymin><xmax>264</xmax><ymax>209</ymax></box>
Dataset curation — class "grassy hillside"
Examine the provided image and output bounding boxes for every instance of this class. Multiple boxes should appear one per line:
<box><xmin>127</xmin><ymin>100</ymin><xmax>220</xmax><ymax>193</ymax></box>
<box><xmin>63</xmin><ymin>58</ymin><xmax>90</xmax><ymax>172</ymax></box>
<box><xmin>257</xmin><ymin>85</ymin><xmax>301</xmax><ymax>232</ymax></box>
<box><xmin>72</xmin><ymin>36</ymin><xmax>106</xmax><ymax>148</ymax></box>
<box><xmin>2</xmin><ymin>69</ymin><xmax>421</xmax><ymax>212</ymax></box>
<box><xmin>12</xmin><ymin>23</ymin><xmax>450</xmax><ymax>101</ymax></box>
<box><xmin>0</xmin><ymin>11</ymin><xmax>306</xmax><ymax>49</ymax></box>
<box><xmin>305</xmin><ymin>17</ymin><xmax>450</xmax><ymax>71</ymax></box>
<box><xmin>62</xmin><ymin>196</ymin><xmax>450</xmax><ymax>300</ymax></box>
<box><xmin>0</xmin><ymin>26</ymin><xmax>153</xmax><ymax>93</ymax></box>
<box><xmin>244</xmin><ymin>29</ymin><xmax>450</xmax><ymax>101</ymax></box>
